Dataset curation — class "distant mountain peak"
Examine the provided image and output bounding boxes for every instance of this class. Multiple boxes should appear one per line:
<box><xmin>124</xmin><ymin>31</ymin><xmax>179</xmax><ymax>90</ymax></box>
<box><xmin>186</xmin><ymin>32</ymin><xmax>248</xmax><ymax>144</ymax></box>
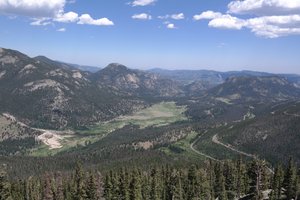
<box><xmin>104</xmin><ymin>63</ymin><xmax>128</xmax><ymax>72</ymax></box>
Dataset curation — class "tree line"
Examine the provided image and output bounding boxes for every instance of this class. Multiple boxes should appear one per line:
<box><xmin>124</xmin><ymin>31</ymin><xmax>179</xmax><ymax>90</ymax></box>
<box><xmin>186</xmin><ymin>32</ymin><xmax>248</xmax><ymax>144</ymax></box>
<box><xmin>0</xmin><ymin>158</ymin><xmax>299</xmax><ymax>200</ymax></box>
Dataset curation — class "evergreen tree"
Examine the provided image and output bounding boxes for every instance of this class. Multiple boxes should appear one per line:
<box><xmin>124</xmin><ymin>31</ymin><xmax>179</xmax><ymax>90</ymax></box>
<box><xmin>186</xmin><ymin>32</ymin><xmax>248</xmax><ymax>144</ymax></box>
<box><xmin>95</xmin><ymin>171</ymin><xmax>104</xmax><ymax>200</ymax></box>
<box><xmin>141</xmin><ymin>173</ymin><xmax>151</xmax><ymax>200</ymax></box>
<box><xmin>296</xmin><ymin>168</ymin><xmax>300</xmax><ymax>200</ymax></box>
<box><xmin>284</xmin><ymin>158</ymin><xmax>297</xmax><ymax>200</ymax></box>
<box><xmin>129</xmin><ymin>169</ymin><xmax>142</xmax><ymax>200</ymax></box>
<box><xmin>150</xmin><ymin>168</ymin><xmax>161</xmax><ymax>200</ymax></box>
<box><xmin>104</xmin><ymin>173</ymin><xmax>113</xmax><ymax>200</ymax></box>
<box><xmin>248</xmin><ymin>159</ymin><xmax>266</xmax><ymax>200</ymax></box>
<box><xmin>207</xmin><ymin>160</ymin><xmax>215</xmax><ymax>200</ymax></box>
<box><xmin>170</xmin><ymin>169</ymin><xmax>184</xmax><ymax>200</ymax></box>
<box><xmin>42</xmin><ymin>173</ymin><xmax>54</xmax><ymax>200</ymax></box>
<box><xmin>86</xmin><ymin>171</ymin><xmax>98</xmax><ymax>200</ymax></box>
<box><xmin>0</xmin><ymin>168</ymin><xmax>12</xmax><ymax>200</ymax></box>
<box><xmin>236</xmin><ymin>157</ymin><xmax>246</xmax><ymax>198</ymax></box>
<box><xmin>214</xmin><ymin>163</ymin><xmax>227</xmax><ymax>200</ymax></box>
<box><xmin>119</xmin><ymin>168</ymin><xmax>130</xmax><ymax>200</ymax></box>
<box><xmin>224</xmin><ymin>160</ymin><xmax>237</xmax><ymax>199</ymax></box>
<box><xmin>55</xmin><ymin>172</ymin><xmax>64</xmax><ymax>200</ymax></box>
<box><xmin>269</xmin><ymin>165</ymin><xmax>284</xmax><ymax>200</ymax></box>
<box><xmin>186</xmin><ymin>165</ymin><xmax>200</xmax><ymax>200</ymax></box>
<box><xmin>74</xmin><ymin>162</ymin><xmax>86</xmax><ymax>200</ymax></box>
<box><xmin>202</xmin><ymin>168</ymin><xmax>213</xmax><ymax>199</ymax></box>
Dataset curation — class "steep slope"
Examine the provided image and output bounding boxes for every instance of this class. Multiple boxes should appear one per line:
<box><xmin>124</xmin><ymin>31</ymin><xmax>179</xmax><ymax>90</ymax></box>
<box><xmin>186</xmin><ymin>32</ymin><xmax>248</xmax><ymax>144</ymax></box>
<box><xmin>208</xmin><ymin>76</ymin><xmax>300</xmax><ymax>103</ymax></box>
<box><xmin>184</xmin><ymin>76</ymin><xmax>300</xmax><ymax>123</ymax></box>
<box><xmin>218</xmin><ymin>101</ymin><xmax>300</xmax><ymax>164</ymax></box>
<box><xmin>0</xmin><ymin>48</ymin><xmax>144</xmax><ymax>129</ymax></box>
<box><xmin>91</xmin><ymin>63</ymin><xmax>184</xmax><ymax>97</ymax></box>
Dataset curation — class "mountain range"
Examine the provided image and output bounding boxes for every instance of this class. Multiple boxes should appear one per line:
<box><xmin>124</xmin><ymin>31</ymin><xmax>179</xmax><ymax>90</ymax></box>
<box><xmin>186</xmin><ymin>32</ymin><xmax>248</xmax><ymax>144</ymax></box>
<box><xmin>1</xmin><ymin>47</ymin><xmax>300</xmax><ymax>172</ymax></box>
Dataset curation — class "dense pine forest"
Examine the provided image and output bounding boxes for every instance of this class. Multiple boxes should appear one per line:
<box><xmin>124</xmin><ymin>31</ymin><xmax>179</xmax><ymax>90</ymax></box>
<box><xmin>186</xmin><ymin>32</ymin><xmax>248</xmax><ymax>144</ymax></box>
<box><xmin>0</xmin><ymin>158</ymin><xmax>299</xmax><ymax>200</ymax></box>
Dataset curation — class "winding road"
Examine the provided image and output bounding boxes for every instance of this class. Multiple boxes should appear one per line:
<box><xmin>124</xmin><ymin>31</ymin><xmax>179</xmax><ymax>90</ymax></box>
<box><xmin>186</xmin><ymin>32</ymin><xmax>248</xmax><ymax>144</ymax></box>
<box><xmin>212</xmin><ymin>134</ymin><xmax>256</xmax><ymax>158</ymax></box>
<box><xmin>190</xmin><ymin>132</ymin><xmax>219</xmax><ymax>162</ymax></box>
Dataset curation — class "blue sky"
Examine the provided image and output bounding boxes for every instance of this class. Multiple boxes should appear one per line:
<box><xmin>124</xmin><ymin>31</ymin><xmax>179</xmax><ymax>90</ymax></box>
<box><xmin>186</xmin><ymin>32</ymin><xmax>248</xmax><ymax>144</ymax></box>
<box><xmin>0</xmin><ymin>0</ymin><xmax>300</xmax><ymax>74</ymax></box>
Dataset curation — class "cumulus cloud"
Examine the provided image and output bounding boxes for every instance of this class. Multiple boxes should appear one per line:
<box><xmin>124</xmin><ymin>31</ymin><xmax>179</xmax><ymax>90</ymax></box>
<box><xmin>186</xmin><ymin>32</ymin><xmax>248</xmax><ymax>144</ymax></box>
<box><xmin>57</xmin><ymin>28</ymin><xmax>66</xmax><ymax>32</ymax></box>
<box><xmin>195</xmin><ymin>0</ymin><xmax>300</xmax><ymax>38</ymax></box>
<box><xmin>193</xmin><ymin>11</ymin><xmax>222</xmax><ymax>20</ymax></box>
<box><xmin>247</xmin><ymin>14</ymin><xmax>300</xmax><ymax>37</ymax></box>
<box><xmin>78</xmin><ymin>14</ymin><xmax>114</xmax><ymax>26</ymax></box>
<box><xmin>166</xmin><ymin>23</ymin><xmax>176</xmax><ymax>29</ymax></box>
<box><xmin>0</xmin><ymin>0</ymin><xmax>65</xmax><ymax>17</ymax></box>
<box><xmin>0</xmin><ymin>0</ymin><xmax>114</xmax><ymax>27</ymax></box>
<box><xmin>54</xmin><ymin>11</ymin><xmax>78</xmax><ymax>23</ymax></box>
<box><xmin>131</xmin><ymin>0</ymin><xmax>156</xmax><ymax>6</ymax></box>
<box><xmin>132</xmin><ymin>13</ymin><xmax>152</xmax><ymax>20</ymax></box>
<box><xmin>228</xmin><ymin>0</ymin><xmax>300</xmax><ymax>15</ymax></box>
<box><xmin>208</xmin><ymin>15</ymin><xmax>245</xmax><ymax>30</ymax></box>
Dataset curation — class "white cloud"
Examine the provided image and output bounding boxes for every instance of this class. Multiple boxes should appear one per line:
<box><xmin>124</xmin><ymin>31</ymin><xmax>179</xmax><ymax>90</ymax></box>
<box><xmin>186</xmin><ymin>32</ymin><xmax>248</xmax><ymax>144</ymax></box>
<box><xmin>171</xmin><ymin>13</ymin><xmax>184</xmax><ymax>20</ymax></box>
<box><xmin>132</xmin><ymin>13</ymin><xmax>152</xmax><ymax>20</ymax></box>
<box><xmin>193</xmin><ymin>11</ymin><xmax>222</xmax><ymax>20</ymax></box>
<box><xmin>0</xmin><ymin>0</ymin><xmax>114</xmax><ymax>27</ymax></box>
<box><xmin>166</xmin><ymin>23</ymin><xmax>176</xmax><ymax>29</ymax></box>
<box><xmin>158</xmin><ymin>13</ymin><xmax>185</xmax><ymax>20</ymax></box>
<box><xmin>131</xmin><ymin>0</ymin><xmax>156</xmax><ymax>6</ymax></box>
<box><xmin>209</xmin><ymin>14</ymin><xmax>246</xmax><ymax>30</ymax></box>
<box><xmin>195</xmin><ymin>0</ymin><xmax>300</xmax><ymax>38</ymax></box>
<box><xmin>57</xmin><ymin>28</ymin><xmax>66</xmax><ymax>32</ymax></box>
<box><xmin>0</xmin><ymin>0</ymin><xmax>65</xmax><ymax>17</ymax></box>
<box><xmin>30</xmin><ymin>18</ymin><xmax>52</xmax><ymax>26</ymax></box>
<box><xmin>228</xmin><ymin>0</ymin><xmax>300</xmax><ymax>15</ymax></box>
<box><xmin>247</xmin><ymin>14</ymin><xmax>300</xmax><ymax>37</ymax></box>
<box><xmin>78</xmin><ymin>14</ymin><xmax>114</xmax><ymax>26</ymax></box>
<box><xmin>54</xmin><ymin>11</ymin><xmax>78</xmax><ymax>23</ymax></box>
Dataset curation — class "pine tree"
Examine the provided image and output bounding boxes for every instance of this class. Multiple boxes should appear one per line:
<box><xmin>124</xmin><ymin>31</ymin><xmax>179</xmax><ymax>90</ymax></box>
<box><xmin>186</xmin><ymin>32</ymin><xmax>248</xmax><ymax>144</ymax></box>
<box><xmin>104</xmin><ymin>173</ymin><xmax>113</xmax><ymax>200</ymax></box>
<box><xmin>207</xmin><ymin>160</ymin><xmax>215</xmax><ymax>200</ymax></box>
<box><xmin>42</xmin><ymin>173</ymin><xmax>54</xmax><ymax>200</ymax></box>
<box><xmin>86</xmin><ymin>171</ymin><xmax>98</xmax><ymax>200</ymax></box>
<box><xmin>170</xmin><ymin>169</ymin><xmax>183</xmax><ymax>200</ymax></box>
<box><xmin>269</xmin><ymin>165</ymin><xmax>284</xmax><ymax>200</ymax></box>
<box><xmin>141</xmin><ymin>173</ymin><xmax>151</xmax><ymax>200</ymax></box>
<box><xmin>164</xmin><ymin>165</ymin><xmax>172</xmax><ymax>200</ymax></box>
<box><xmin>187</xmin><ymin>165</ymin><xmax>198</xmax><ymax>199</ymax></box>
<box><xmin>198</xmin><ymin>168</ymin><xmax>211</xmax><ymax>199</ymax></box>
<box><xmin>74</xmin><ymin>162</ymin><xmax>86</xmax><ymax>200</ymax></box>
<box><xmin>236</xmin><ymin>157</ymin><xmax>246</xmax><ymax>198</ymax></box>
<box><xmin>150</xmin><ymin>168</ymin><xmax>161</xmax><ymax>200</ymax></box>
<box><xmin>129</xmin><ymin>169</ymin><xmax>142</xmax><ymax>200</ymax></box>
<box><xmin>215</xmin><ymin>163</ymin><xmax>227</xmax><ymax>200</ymax></box>
<box><xmin>248</xmin><ymin>159</ymin><xmax>266</xmax><ymax>200</ymax></box>
<box><xmin>119</xmin><ymin>168</ymin><xmax>130</xmax><ymax>200</ymax></box>
<box><xmin>55</xmin><ymin>172</ymin><xmax>64</xmax><ymax>200</ymax></box>
<box><xmin>0</xmin><ymin>168</ymin><xmax>12</xmax><ymax>200</ymax></box>
<box><xmin>95</xmin><ymin>171</ymin><xmax>104</xmax><ymax>200</ymax></box>
<box><xmin>284</xmin><ymin>158</ymin><xmax>297</xmax><ymax>200</ymax></box>
<box><xmin>224</xmin><ymin>160</ymin><xmax>237</xmax><ymax>199</ymax></box>
<box><xmin>295</xmin><ymin>168</ymin><xmax>300</xmax><ymax>200</ymax></box>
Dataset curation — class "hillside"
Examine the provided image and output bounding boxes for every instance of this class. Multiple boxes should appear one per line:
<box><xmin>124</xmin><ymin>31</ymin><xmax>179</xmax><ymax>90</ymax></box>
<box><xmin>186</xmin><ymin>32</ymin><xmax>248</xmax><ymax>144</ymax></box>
<box><xmin>1</xmin><ymin>47</ymin><xmax>300</xmax><ymax>181</ymax></box>
<box><xmin>183</xmin><ymin>76</ymin><xmax>300</xmax><ymax>123</ymax></box>
<box><xmin>0</xmin><ymin>48</ymin><xmax>145</xmax><ymax>129</ymax></box>
<box><xmin>92</xmin><ymin>63</ymin><xmax>184</xmax><ymax>97</ymax></box>
<box><xmin>217</xmin><ymin>101</ymin><xmax>300</xmax><ymax>164</ymax></box>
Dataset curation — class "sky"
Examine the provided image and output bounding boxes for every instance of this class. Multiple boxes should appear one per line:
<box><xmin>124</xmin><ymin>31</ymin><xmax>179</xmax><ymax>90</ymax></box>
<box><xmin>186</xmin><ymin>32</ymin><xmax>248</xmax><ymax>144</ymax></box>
<box><xmin>0</xmin><ymin>0</ymin><xmax>300</xmax><ymax>74</ymax></box>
